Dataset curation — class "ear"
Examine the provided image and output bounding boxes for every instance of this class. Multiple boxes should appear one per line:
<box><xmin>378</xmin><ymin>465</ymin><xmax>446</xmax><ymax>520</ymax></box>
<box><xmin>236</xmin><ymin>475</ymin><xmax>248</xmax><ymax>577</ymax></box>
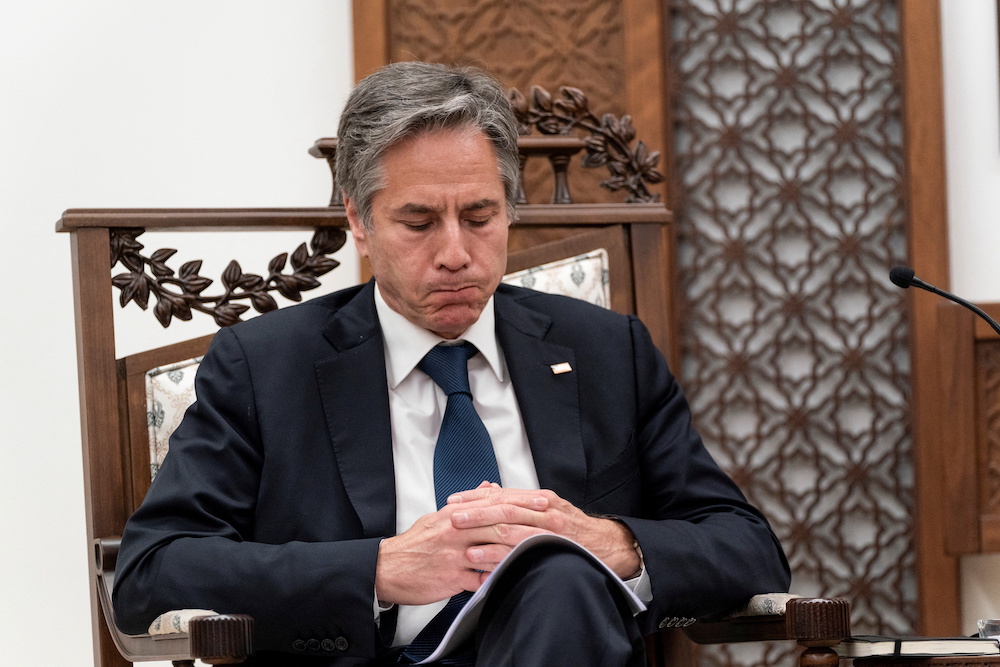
<box><xmin>344</xmin><ymin>197</ymin><xmax>370</xmax><ymax>259</ymax></box>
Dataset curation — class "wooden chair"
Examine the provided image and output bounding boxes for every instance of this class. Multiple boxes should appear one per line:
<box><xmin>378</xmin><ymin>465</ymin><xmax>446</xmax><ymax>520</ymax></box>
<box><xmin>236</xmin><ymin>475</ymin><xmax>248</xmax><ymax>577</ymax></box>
<box><xmin>935</xmin><ymin>300</ymin><xmax>1000</xmax><ymax>556</ymax></box>
<box><xmin>59</xmin><ymin>85</ymin><xmax>849</xmax><ymax>666</ymax></box>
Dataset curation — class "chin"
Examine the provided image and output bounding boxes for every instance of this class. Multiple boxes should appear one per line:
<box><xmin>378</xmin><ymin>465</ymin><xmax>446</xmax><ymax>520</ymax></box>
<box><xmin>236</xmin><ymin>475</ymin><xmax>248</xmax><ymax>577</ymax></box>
<box><xmin>426</xmin><ymin>307</ymin><xmax>481</xmax><ymax>339</ymax></box>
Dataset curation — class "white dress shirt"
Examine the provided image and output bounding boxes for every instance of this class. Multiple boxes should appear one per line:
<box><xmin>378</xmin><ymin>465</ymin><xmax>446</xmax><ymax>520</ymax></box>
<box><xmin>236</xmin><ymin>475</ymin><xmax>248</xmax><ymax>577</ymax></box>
<box><xmin>371</xmin><ymin>283</ymin><xmax>649</xmax><ymax>647</ymax></box>
<box><xmin>374</xmin><ymin>286</ymin><xmax>539</xmax><ymax>645</ymax></box>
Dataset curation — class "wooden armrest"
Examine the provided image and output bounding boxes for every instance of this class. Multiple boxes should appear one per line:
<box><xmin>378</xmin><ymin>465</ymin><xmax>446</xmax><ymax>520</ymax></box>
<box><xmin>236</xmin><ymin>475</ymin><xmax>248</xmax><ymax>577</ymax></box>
<box><xmin>684</xmin><ymin>596</ymin><xmax>850</xmax><ymax>647</ymax></box>
<box><xmin>94</xmin><ymin>537</ymin><xmax>253</xmax><ymax>663</ymax></box>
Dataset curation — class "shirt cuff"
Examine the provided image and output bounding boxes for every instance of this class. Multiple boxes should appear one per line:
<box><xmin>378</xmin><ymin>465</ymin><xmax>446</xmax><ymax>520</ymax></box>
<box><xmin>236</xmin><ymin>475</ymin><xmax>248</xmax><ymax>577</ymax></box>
<box><xmin>623</xmin><ymin>564</ymin><xmax>653</xmax><ymax>604</ymax></box>
<box><xmin>373</xmin><ymin>589</ymin><xmax>394</xmax><ymax>625</ymax></box>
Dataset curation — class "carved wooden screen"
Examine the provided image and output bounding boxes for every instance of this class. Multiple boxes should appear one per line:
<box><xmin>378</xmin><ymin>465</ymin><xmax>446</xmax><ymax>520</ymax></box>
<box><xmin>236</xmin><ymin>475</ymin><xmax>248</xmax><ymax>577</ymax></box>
<box><xmin>667</xmin><ymin>1</ymin><xmax>914</xmax><ymax>664</ymax></box>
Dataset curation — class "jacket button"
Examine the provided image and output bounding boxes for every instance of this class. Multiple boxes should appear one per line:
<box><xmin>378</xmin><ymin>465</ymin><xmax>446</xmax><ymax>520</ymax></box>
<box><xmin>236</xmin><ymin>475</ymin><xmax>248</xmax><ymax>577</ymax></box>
<box><xmin>321</xmin><ymin>639</ymin><xmax>336</xmax><ymax>652</ymax></box>
<box><xmin>306</xmin><ymin>639</ymin><xmax>321</xmax><ymax>651</ymax></box>
<box><xmin>335</xmin><ymin>636</ymin><xmax>349</xmax><ymax>651</ymax></box>
<box><xmin>292</xmin><ymin>639</ymin><xmax>306</xmax><ymax>651</ymax></box>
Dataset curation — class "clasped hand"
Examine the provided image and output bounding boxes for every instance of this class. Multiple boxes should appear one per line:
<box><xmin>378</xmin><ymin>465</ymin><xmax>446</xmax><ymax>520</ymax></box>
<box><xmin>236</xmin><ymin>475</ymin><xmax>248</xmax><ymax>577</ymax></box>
<box><xmin>374</xmin><ymin>482</ymin><xmax>640</xmax><ymax>607</ymax></box>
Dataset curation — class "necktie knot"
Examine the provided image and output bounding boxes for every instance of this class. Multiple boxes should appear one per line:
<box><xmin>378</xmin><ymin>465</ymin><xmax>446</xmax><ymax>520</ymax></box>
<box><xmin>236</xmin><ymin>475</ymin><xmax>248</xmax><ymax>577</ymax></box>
<box><xmin>418</xmin><ymin>342</ymin><xmax>476</xmax><ymax>396</ymax></box>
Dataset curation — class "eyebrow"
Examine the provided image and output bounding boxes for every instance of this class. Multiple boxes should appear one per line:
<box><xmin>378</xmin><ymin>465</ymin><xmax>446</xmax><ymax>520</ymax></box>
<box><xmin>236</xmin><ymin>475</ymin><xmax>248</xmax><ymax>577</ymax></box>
<box><xmin>394</xmin><ymin>198</ymin><xmax>502</xmax><ymax>216</ymax></box>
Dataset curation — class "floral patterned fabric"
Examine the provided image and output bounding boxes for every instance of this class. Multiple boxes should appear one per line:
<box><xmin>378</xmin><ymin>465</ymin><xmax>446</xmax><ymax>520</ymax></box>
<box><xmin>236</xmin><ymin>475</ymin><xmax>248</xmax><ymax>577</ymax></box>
<box><xmin>145</xmin><ymin>356</ymin><xmax>202</xmax><ymax>479</ymax></box>
<box><xmin>148</xmin><ymin>608</ymin><xmax>218</xmax><ymax>635</ymax></box>
<box><xmin>502</xmin><ymin>249</ymin><xmax>610</xmax><ymax>309</ymax></box>
<box><xmin>728</xmin><ymin>593</ymin><xmax>800</xmax><ymax>618</ymax></box>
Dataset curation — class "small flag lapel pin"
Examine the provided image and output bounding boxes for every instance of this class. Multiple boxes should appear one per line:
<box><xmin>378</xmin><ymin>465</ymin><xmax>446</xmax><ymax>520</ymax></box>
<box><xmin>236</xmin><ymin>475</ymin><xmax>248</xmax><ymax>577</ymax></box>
<box><xmin>550</xmin><ymin>362</ymin><xmax>573</xmax><ymax>375</ymax></box>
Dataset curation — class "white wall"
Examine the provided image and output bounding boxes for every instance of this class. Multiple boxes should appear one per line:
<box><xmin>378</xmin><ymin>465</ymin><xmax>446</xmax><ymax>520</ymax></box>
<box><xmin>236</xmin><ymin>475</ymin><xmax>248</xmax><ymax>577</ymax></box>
<box><xmin>940</xmin><ymin>0</ymin><xmax>1000</xmax><ymax>633</ymax></box>
<box><xmin>0</xmin><ymin>2</ymin><xmax>356</xmax><ymax>664</ymax></box>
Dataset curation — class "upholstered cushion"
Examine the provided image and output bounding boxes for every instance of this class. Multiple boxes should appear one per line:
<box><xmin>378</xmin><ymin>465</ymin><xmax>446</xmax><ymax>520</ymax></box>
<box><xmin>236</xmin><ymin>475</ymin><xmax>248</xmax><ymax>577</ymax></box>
<box><xmin>146</xmin><ymin>356</ymin><xmax>202</xmax><ymax>479</ymax></box>
<box><xmin>502</xmin><ymin>248</ymin><xmax>611</xmax><ymax>309</ymax></box>
<box><xmin>728</xmin><ymin>593</ymin><xmax>801</xmax><ymax>618</ymax></box>
<box><xmin>148</xmin><ymin>608</ymin><xmax>218</xmax><ymax>635</ymax></box>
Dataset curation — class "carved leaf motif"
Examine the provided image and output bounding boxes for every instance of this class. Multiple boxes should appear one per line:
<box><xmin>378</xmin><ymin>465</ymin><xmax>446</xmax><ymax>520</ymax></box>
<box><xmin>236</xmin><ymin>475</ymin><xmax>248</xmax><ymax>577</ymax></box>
<box><xmin>507</xmin><ymin>84</ymin><xmax>661</xmax><ymax>203</ymax></box>
<box><xmin>179</xmin><ymin>260</ymin><xmax>203</xmax><ymax>279</ymax></box>
<box><xmin>154</xmin><ymin>297</ymin><xmax>174</xmax><ymax>328</ymax></box>
<box><xmin>274</xmin><ymin>274</ymin><xmax>302</xmax><ymax>302</ymax></box>
<box><xmin>109</xmin><ymin>227</ymin><xmax>347</xmax><ymax>328</ymax></box>
<box><xmin>251</xmin><ymin>292</ymin><xmax>279</xmax><ymax>313</ymax></box>
<box><xmin>149</xmin><ymin>248</ymin><xmax>177</xmax><ymax>278</ymax></box>
<box><xmin>311</xmin><ymin>227</ymin><xmax>347</xmax><ymax>255</ymax></box>
<box><xmin>290</xmin><ymin>243</ymin><xmax>309</xmax><ymax>271</ymax></box>
<box><xmin>213</xmin><ymin>303</ymin><xmax>250</xmax><ymax>328</ymax></box>
<box><xmin>531</xmin><ymin>85</ymin><xmax>553</xmax><ymax>112</ymax></box>
<box><xmin>221</xmin><ymin>260</ymin><xmax>243</xmax><ymax>290</ymax></box>
<box><xmin>554</xmin><ymin>86</ymin><xmax>588</xmax><ymax>116</ymax></box>
<box><xmin>268</xmin><ymin>253</ymin><xmax>288</xmax><ymax>274</ymax></box>
<box><xmin>111</xmin><ymin>230</ymin><xmax>144</xmax><ymax>267</ymax></box>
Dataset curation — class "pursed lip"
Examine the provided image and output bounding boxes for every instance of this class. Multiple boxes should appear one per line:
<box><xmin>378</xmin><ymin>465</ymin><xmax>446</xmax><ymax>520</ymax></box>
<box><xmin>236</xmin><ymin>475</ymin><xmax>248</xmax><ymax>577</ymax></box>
<box><xmin>428</xmin><ymin>284</ymin><xmax>479</xmax><ymax>296</ymax></box>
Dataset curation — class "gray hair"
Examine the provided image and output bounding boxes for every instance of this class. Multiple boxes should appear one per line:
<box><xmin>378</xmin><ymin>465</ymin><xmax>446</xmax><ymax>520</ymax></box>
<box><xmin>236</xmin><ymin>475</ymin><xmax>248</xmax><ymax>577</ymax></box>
<box><xmin>335</xmin><ymin>62</ymin><xmax>521</xmax><ymax>231</ymax></box>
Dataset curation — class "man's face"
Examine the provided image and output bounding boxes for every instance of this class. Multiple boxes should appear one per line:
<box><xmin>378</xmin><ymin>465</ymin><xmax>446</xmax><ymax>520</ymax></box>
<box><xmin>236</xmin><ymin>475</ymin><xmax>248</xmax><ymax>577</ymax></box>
<box><xmin>345</xmin><ymin>128</ymin><xmax>510</xmax><ymax>339</ymax></box>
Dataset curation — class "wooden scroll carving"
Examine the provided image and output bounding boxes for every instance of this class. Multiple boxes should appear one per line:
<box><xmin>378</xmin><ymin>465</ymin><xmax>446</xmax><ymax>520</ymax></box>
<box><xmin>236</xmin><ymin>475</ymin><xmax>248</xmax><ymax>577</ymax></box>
<box><xmin>508</xmin><ymin>85</ymin><xmax>664</xmax><ymax>204</ymax></box>
<box><xmin>310</xmin><ymin>84</ymin><xmax>664</xmax><ymax>207</ymax></box>
<box><xmin>110</xmin><ymin>227</ymin><xmax>347</xmax><ymax>327</ymax></box>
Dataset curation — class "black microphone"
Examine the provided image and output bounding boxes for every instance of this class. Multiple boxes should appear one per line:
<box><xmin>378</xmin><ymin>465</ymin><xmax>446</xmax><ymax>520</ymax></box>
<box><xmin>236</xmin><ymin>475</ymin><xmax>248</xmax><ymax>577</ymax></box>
<box><xmin>889</xmin><ymin>266</ymin><xmax>1000</xmax><ymax>336</ymax></box>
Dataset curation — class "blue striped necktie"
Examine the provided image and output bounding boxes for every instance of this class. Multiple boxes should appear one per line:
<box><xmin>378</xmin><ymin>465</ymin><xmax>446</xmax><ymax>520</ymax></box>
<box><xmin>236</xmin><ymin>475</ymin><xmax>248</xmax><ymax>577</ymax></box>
<box><xmin>401</xmin><ymin>342</ymin><xmax>501</xmax><ymax>664</ymax></box>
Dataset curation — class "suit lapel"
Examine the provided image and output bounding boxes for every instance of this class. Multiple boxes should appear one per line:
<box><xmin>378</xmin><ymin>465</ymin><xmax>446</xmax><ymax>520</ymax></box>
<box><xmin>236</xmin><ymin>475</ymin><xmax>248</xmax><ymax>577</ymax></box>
<box><xmin>312</xmin><ymin>284</ymin><xmax>590</xmax><ymax>533</ymax></box>
<box><xmin>495</xmin><ymin>289</ymin><xmax>587</xmax><ymax>507</ymax></box>
<box><xmin>315</xmin><ymin>281</ymin><xmax>396</xmax><ymax>539</ymax></box>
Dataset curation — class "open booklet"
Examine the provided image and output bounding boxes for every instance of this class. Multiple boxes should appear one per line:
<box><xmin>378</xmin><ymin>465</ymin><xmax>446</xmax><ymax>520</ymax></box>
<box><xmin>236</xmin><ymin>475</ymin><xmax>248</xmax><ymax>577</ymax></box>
<box><xmin>835</xmin><ymin>635</ymin><xmax>1000</xmax><ymax>659</ymax></box>
<box><xmin>416</xmin><ymin>533</ymin><xmax>647</xmax><ymax>664</ymax></box>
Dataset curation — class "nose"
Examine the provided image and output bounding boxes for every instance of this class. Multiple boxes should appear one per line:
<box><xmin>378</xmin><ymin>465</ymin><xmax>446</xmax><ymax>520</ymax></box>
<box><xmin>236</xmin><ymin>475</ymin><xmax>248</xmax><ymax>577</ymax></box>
<box><xmin>435</xmin><ymin>220</ymin><xmax>472</xmax><ymax>271</ymax></box>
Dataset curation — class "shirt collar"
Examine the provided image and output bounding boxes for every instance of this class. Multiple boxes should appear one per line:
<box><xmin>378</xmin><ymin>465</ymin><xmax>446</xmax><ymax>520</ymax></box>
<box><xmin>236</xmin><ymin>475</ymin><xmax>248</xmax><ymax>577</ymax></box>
<box><xmin>374</xmin><ymin>283</ymin><xmax>505</xmax><ymax>389</ymax></box>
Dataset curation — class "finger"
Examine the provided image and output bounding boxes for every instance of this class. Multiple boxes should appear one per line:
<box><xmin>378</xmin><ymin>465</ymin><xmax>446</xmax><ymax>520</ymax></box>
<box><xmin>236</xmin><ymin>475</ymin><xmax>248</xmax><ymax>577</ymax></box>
<box><xmin>458</xmin><ymin>569</ymin><xmax>486</xmax><ymax>593</ymax></box>
<box><xmin>467</xmin><ymin>544</ymin><xmax>513</xmax><ymax>567</ymax></box>
<box><xmin>447</xmin><ymin>483</ymin><xmax>507</xmax><ymax>504</ymax></box>
<box><xmin>451</xmin><ymin>503</ymin><xmax>550</xmax><ymax>530</ymax></box>
<box><xmin>448</xmin><ymin>487</ymin><xmax>553</xmax><ymax>510</ymax></box>
<box><xmin>454</xmin><ymin>523</ymin><xmax>551</xmax><ymax>549</ymax></box>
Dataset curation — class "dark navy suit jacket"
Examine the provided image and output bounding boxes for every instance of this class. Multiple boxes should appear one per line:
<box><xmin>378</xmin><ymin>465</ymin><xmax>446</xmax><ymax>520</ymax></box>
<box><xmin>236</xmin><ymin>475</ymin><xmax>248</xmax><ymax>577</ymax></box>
<box><xmin>114</xmin><ymin>281</ymin><xmax>790</xmax><ymax>665</ymax></box>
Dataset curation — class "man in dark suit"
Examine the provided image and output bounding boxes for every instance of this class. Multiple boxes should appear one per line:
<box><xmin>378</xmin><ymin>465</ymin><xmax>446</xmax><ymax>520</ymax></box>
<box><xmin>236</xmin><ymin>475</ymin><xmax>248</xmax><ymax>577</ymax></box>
<box><xmin>113</xmin><ymin>62</ymin><xmax>790</xmax><ymax>666</ymax></box>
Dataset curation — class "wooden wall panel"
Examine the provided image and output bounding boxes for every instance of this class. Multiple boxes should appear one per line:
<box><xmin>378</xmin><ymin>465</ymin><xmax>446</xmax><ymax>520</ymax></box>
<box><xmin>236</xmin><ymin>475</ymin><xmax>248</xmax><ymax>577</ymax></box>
<box><xmin>899</xmin><ymin>0</ymin><xmax>959</xmax><ymax>636</ymax></box>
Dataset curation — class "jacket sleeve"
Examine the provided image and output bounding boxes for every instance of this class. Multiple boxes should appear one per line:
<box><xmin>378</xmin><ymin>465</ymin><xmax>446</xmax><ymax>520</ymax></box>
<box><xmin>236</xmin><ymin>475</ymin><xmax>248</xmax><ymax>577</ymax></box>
<box><xmin>616</xmin><ymin>316</ymin><xmax>791</xmax><ymax>634</ymax></box>
<box><xmin>112</xmin><ymin>326</ymin><xmax>387</xmax><ymax>659</ymax></box>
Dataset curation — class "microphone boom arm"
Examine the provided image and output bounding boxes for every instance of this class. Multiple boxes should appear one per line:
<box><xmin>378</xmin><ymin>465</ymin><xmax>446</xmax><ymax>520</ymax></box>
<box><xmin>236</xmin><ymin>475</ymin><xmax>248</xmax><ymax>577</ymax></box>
<box><xmin>890</xmin><ymin>266</ymin><xmax>1000</xmax><ymax>337</ymax></box>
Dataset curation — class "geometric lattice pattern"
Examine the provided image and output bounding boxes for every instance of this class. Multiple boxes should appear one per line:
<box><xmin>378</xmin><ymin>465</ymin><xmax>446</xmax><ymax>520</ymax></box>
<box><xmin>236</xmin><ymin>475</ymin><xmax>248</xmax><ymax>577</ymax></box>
<box><xmin>669</xmin><ymin>2</ymin><xmax>914</xmax><ymax>663</ymax></box>
<box><xmin>387</xmin><ymin>0</ymin><xmax>625</xmax><ymax>105</ymax></box>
